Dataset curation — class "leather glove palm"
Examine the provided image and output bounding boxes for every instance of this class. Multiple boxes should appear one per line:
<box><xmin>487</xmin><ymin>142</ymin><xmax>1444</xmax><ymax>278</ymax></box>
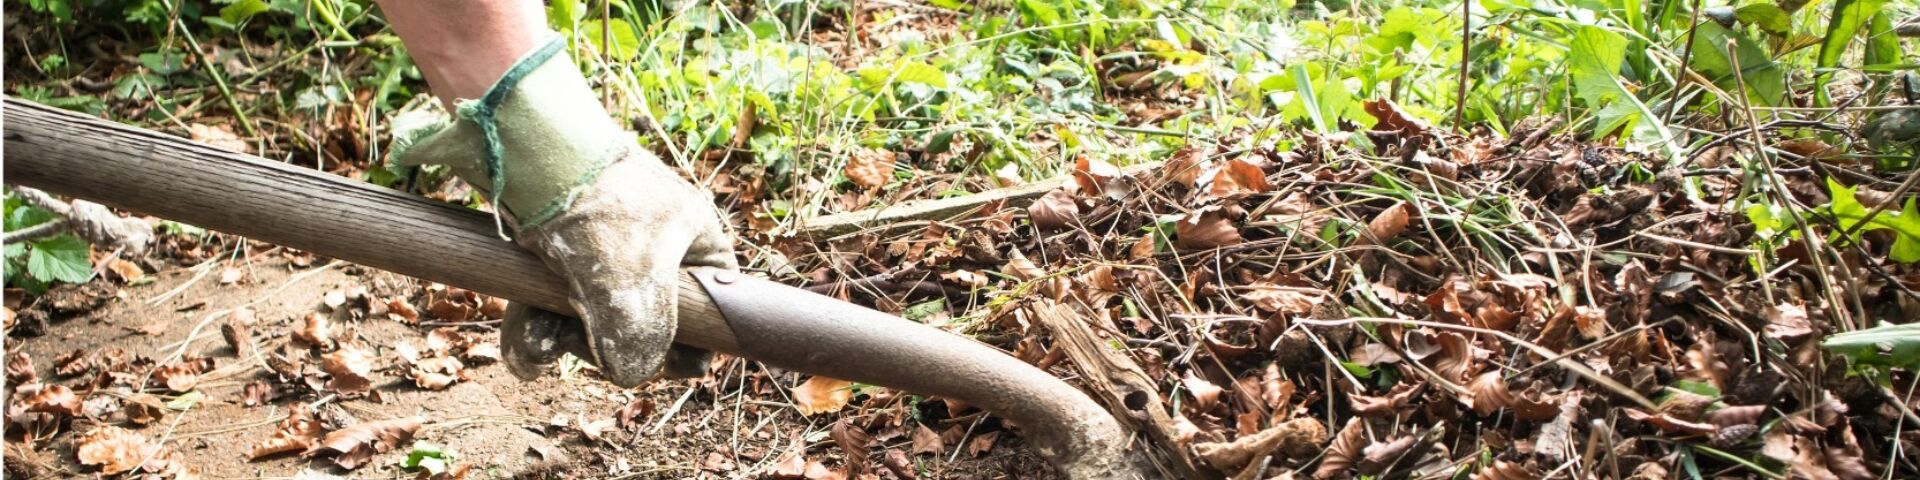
<box><xmin>392</xmin><ymin>35</ymin><xmax>735</xmax><ymax>387</ymax></box>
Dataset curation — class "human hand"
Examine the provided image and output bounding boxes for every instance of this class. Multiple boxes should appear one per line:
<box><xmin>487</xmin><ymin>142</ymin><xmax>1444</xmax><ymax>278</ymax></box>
<box><xmin>391</xmin><ymin>35</ymin><xmax>736</xmax><ymax>387</ymax></box>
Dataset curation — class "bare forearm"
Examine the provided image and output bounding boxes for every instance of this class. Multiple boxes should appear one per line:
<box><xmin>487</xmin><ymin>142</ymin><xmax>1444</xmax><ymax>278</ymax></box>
<box><xmin>373</xmin><ymin>0</ymin><xmax>550</xmax><ymax>105</ymax></box>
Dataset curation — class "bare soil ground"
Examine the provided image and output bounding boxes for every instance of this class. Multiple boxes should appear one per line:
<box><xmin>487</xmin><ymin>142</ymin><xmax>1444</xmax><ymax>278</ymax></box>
<box><xmin>5</xmin><ymin>253</ymin><xmax>1051</xmax><ymax>479</ymax></box>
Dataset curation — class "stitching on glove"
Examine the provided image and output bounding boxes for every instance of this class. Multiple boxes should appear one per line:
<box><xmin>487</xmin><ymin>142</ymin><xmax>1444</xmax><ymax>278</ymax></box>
<box><xmin>514</xmin><ymin>142</ymin><xmax>625</xmax><ymax>230</ymax></box>
<box><xmin>458</xmin><ymin>34</ymin><xmax>568</xmax><ymax>240</ymax></box>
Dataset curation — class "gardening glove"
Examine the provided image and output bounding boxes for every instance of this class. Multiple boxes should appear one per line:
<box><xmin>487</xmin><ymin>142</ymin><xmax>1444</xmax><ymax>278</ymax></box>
<box><xmin>390</xmin><ymin>34</ymin><xmax>737</xmax><ymax>387</ymax></box>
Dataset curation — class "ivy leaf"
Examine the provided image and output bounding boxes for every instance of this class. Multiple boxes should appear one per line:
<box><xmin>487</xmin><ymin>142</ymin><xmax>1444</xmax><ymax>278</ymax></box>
<box><xmin>1823</xmin><ymin>322</ymin><xmax>1920</xmax><ymax>369</ymax></box>
<box><xmin>26</xmin><ymin>235</ymin><xmax>92</xmax><ymax>284</ymax></box>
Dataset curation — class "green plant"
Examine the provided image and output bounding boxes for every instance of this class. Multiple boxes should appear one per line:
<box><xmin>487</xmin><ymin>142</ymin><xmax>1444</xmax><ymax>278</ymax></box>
<box><xmin>4</xmin><ymin>192</ymin><xmax>95</xmax><ymax>293</ymax></box>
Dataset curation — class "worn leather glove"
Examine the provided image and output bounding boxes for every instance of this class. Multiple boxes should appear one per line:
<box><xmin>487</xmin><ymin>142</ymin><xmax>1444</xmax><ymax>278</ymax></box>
<box><xmin>391</xmin><ymin>34</ymin><xmax>737</xmax><ymax>387</ymax></box>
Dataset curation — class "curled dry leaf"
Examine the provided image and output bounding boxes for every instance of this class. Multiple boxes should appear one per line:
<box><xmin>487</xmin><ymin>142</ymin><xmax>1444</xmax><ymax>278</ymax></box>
<box><xmin>385</xmin><ymin>298</ymin><xmax>420</xmax><ymax>323</ymax></box>
<box><xmin>308</xmin><ymin>416</ymin><xmax>423</xmax><ymax>470</ymax></box>
<box><xmin>965</xmin><ymin>430</ymin><xmax>1001</xmax><ymax>457</ymax></box>
<box><xmin>1363</xmin><ymin>98</ymin><xmax>1433</xmax><ymax>136</ymax></box>
<box><xmin>320</xmin><ymin>346</ymin><xmax>375</xmax><ymax>395</ymax></box>
<box><xmin>845</xmin><ymin>148</ymin><xmax>897</xmax><ymax>189</ymax></box>
<box><xmin>830</xmin><ymin>418</ymin><xmax>872</xmax><ymax>473</ymax></box>
<box><xmin>1467</xmin><ymin>372</ymin><xmax>1514</xmax><ymax>416</ymax></box>
<box><xmin>1194</xmin><ymin>417</ymin><xmax>1327</xmax><ymax>473</ymax></box>
<box><xmin>124</xmin><ymin>393</ymin><xmax>168</xmax><ymax>426</ymax></box>
<box><xmin>791</xmin><ymin>376</ymin><xmax>855</xmax><ymax>416</ymax></box>
<box><xmin>1182</xmin><ymin>373</ymin><xmax>1225</xmax><ymax>412</ymax></box>
<box><xmin>1027</xmin><ymin>188</ymin><xmax>1081</xmax><ymax>229</ymax></box>
<box><xmin>410</xmin><ymin>356</ymin><xmax>466</xmax><ymax>391</ymax></box>
<box><xmin>1176</xmin><ymin>209</ymin><xmax>1244</xmax><ymax>250</ymax></box>
<box><xmin>883</xmin><ymin>449</ymin><xmax>918</xmax><ymax>480</ymax></box>
<box><xmin>1205</xmin><ymin>158</ymin><xmax>1272</xmax><ymax>198</ymax></box>
<box><xmin>6</xmin><ymin>351</ymin><xmax>36</xmax><ymax>385</ymax></box>
<box><xmin>616</xmin><ymin>397</ymin><xmax>656</xmax><ymax>429</ymax></box>
<box><xmin>1706</xmin><ymin>404</ymin><xmax>1768</xmax><ymax>427</ymax></box>
<box><xmin>463</xmin><ymin>342</ymin><xmax>500</xmax><ymax>364</ymax></box>
<box><xmin>153</xmin><ymin>363</ymin><xmax>200</xmax><ymax>393</ymax></box>
<box><xmin>427</xmin><ymin>299</ymin><xmax>471</xmax><ymax>321</ymax></box>
<box><xmin>1314</xmin><ymin>418</ymin><xmax>1367</xmax><ymax>479</ymax></box>
<box><xmin>1071</xmin><ymin>156</ymin><xmax>1124</xmax><ymax>197</ymax></box>
<box><xmin>1351</xmin><ymin>383</ymin><xmax>1424</xmax><ymax>417</ymax></box>
<box><xmin>479</xmin><ymin>296</ymin><xmax>508</xmax><ymax>319</ymax></box>
<box><xmin>248</xmin><ymin>404</ymin><xmax>323</xmax><ymax>460</ymax></box>
<box><xmin>54</xmin><ymin>349</ymin><xmax>93</xmax><ymax>377</ymax></box>
<box><xmin>294</xmin><ymin>313</ymin><xmax>335</xmax><ymax>350</ymax></box>
<box><xmin>25</xmin><ymin>384</ymin><xmax>83</xmax><ymax>417</ymax></box>
<box><xmin>1356</xmin><ymin>434</ymin><xmax>1421</xmax><ymax>475</ymax></box>
<box><xmin>1363</xmin><ymin>201</ymin><xmax>1411</xmax><ymax>244</ymax></box>
<box><xmin>105</xmin><ymin>258</ymin><xmax>145</xmax><ymax>283</ymax></box>
<box><xmin>242</xmin><ymin>379</ymin><xmax>277</xmax><ymax>407</ymax></box>
<box><xmin>75</xmin><ymin>425</ymin><xmax>165</xmax><ymax>475</ymax></box>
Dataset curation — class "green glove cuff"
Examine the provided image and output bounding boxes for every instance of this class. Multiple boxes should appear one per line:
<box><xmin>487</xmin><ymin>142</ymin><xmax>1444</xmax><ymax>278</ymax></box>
<box><xmin>392</xmin><ymin>34</ymin><xmax>631</xmax><ymax>230</ymax></box>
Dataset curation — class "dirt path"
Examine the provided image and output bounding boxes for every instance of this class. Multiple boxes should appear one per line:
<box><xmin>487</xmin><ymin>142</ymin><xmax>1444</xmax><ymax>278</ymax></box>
<box><xmin>6</xmin><ymin>254</ymin><xmax>1051</xmax><ymax>479</ymax></box>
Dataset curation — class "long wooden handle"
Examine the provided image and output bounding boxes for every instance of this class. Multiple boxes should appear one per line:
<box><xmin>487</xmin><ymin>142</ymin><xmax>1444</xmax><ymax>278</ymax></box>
<box><xmin>3</xmin><ymin>98</ymin><xmax>1146</xmax><ymax>478</ymax></box>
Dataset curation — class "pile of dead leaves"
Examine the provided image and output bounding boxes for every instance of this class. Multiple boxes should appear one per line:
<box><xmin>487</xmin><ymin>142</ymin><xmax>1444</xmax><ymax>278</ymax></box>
<box><xmin>752</xmin><ymin>100</ymin><xmax>1918</xmax><ymax>479</ymax></box>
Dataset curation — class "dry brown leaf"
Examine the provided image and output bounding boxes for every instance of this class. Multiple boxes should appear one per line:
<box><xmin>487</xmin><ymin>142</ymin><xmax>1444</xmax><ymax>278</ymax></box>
<box><xmin>1363</xmin><ymin>99</ymin><xmax>1432</xmax><ymax>136</ymax></box>
<box><xmin>153</xmin><ymin>363</ymin><xmax>200</xmax><ymax>392</ymax></box>
<box><xmin>242</xmin><ymin>379</ymin><xmax>277</xmax><ymax>407</ymax></box>
<box><xmin>24</xmin><ymin>384</ymin><xmax>83</xmax><ymax>417</ymax></box>
<box><xmin>248</xmin><ymin>405</ymin><xmax>323</xmax><ymax>460</ymax></box>
<box><xmin>965</xmin><ymin>430</ymin><xmax>1001</xmax><ymax>457</ymax></box>
<box><xmin>1261</xmin><ymin>364</ymin><xmax>1295</xmax><ymax>412</ymax></box>
<box><xmin>1071</xmin><ymin>156</ymin><xmax>1124</xmax><ymax>196</ymax></box>
<box><xmin>1194</xmin><ymin>417</ymin><xmax>1327</xmax><ymax>473</ymax></box>
<box><xmin>579</xmin><ymin>417</ymin><xmax>614</xmax><ymax>442</ymax></box>
<box><xmin>1351</xmin><ymin>383</ymin><xmax>1424</xmax><ymax>417</ymax></box>
<box><xmin>1364</xmin><ymin>202</ymin><xmax>1410</xmax><ymax>244</ymax></box>
<box><xmin>768</xmin><ymin>454</ymin><xmax>836</xmax><ymax>480</ymax></box>
<box><xmin>792</xmin><ymin>376</ymin><xmax>855</xmax><ymax>416</ymax></box>
<box><xmin>427</xmin><ymin>299</ymin><xmax>471</xmax><ymax>321</ymax></box>
<box><xmin>883</xmin><ymin>449</ymin><xmax>918</xmax><ymax>480</ymax></box>
<box><xmin>617</xmin><ymin>397</ymin><xmax>656</xmax><ymax>429</ymax></box>
<box><xmin>124</xmin><ymin>393</ymin><xmax>168</xmax><ymax>426</ymax></box>
<box><xmin>1242</xmin><ymin>283</ymin><xmax>1328</xmax><ymax>315</ymax></box>
<box><xmin>75</xmin><ymin>425</ymin><xmax>164</xmax><ymax>475</ymax></box>
<box><xmin>320</xmin><ymin>346</ymin><xmax>375</xmax><ymax>395</ymax></box>
<box><xmin>189</xmin><ymin>123</ymin><xmax>250</xmax><ymax>153</ymax></box>
<box><xmin>1467</xmin><ymin>372</ymin><xmax>1514</xmax><ymax>416</ymax></box>
<box><xmin>105</xmin><ymin>259</ymin><xmax>145</xmax><ymax>283</ymax></box>
<box><xmin>1314</xmin><ymin>418</ymin><xmax>1367</xmax><ymax>479</ymax></box>
<box><xmin>294</xmin><ymin>312</ymin><xmax>335</xmax><ymax>350</ymax></box>
<box><xmin>410</xmin><ymin>356</ymin><xmax>465</xmax><ymax>391</ymax></box>
<box><xmin>309</xmin><ymin>416</ymin><xmax>423</xmax><ymax>470</ymax></box>
<box><xmin>703</xmin><ymin>451</ymin><xmax>738</xmax><ymax>472</ymax></box>
<box><xmin>1404</xmin><ymin>330</ymin><xmax>1476</xmax><ymax>384</ymax></box>
<box><xmin>1027</xmin><ymin>189</ymin><xmax>1081</xmax><ymax>229</ymax></box>
<box><xmin>54</xmin><ymin>349</ymin><xmax>93</xmax><ymax>377</ymax></box>
<box><xmin>910</xmin><ymin>424</ymin><xmax>943</xmax><ymax>456</ymax></box>
<box><xmin>1182</xmin><ymin>373</ymin><xmax>1225</xmax><ymax>412</ymax></box>
<box><xmin>1206</xmin><ymin>158</ymin><xmax>1272</xmax><ymax>198</ymax></box>
<box><xmin>1775</xmin><ymin>138</ymin><xmax>1841</xmax><ymax>161</ymax></box>
<box><xmin>479</xmin><ymin>296</ymin><xmax>508</xmax><ymax>320</ymax></box>
<box><xmin>385</xmin><ymin>298</ymin><xmax>421</xmax><ymax>323</ymax></box>
<box><xmin>1176</xmin><ymin>209</ymin><xmax>1243</xmax><ymax>250</ymax></box>
<box><xmin>1764</xmin><ymin>303</ymin><xmax>1812</xmax><ymax>340</ymax></box>
<box><xmin>831</xmin><ymin>418</ymin><xmax>872</xmax><ymax>473</ymax></box>
<box><xmin>6</xmin><ymin>351</ymin><xmax>35</xmax><ymax>385</ymax></box>
<box><xmin>1357</xmin><ymin>434</ymin><xmax>1421</xmax><ymax>475</ymax></box>
<box><xmin>1706</xmin><ymin>404</ymin><xmax>1768</xmax><ymax>427</ymax></box>
<box><xmin>845</xmin><ymin>149</ymin><xmax>897</xmax><ymax>189</ymax></box>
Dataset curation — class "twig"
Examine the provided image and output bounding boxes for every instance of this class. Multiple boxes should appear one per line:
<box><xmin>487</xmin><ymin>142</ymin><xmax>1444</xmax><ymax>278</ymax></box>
<box><xmin>1453</xmin><ymin>0</ymin><xmax>1471</xmax><ymax>131</ymax></box>
<box><xmin>1292</xmin><ymin>317</ymin><xmax>1657</xmax><ymax>410</ymax></box>
<box><xmin>1661</xmin><ymin>0</ymin><xmax>1706</xmax><ymax>126</ymax></box>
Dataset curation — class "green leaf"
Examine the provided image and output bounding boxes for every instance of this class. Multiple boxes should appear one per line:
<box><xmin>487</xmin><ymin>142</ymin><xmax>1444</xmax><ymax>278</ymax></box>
<box><xmin>1813</xmin><ymin>0</ymin><xmax>1888</xmax><ymax>105</ymax></box>
<box><xmin>219</xmin><ymin>0</ymin><xmax>268</xmax><ymax>24</ymax></box>
<box><xmin>859</xmin><ymin>61</ymin><xmax>947</xmax><ymax>89</ymax></box>
<box><xmin>547</xmin><ymin>0</ymin><xmax>579</xmax><ymax>33</ymax></box>
<box><xmin>1824</xmin><ymin>177</ymin><xmax>1920</xmax><ymax>263</ymax></box>
<box><xmin>1733</xmin><ymin>4</ymin><xmax>1791</xmax><ymax>35</ymax></box>
<box><xmin>167</xmin><ymin>391</ymin><xmax>203</xmax><ymax>410</ymax></box>
<box><xmin>1339</xmin><ymin>361</ymin><xmax>1375</xmax><ymax>379</ymax></box>
<box><xmin>26</xmin><ymin>235</ymin><xmax>92</xmax><ymax>284</ymax></box>
<box><xmin>402</xmin><ymin>442</ymin><xmax>454</xmax><ymax>474</ymax></box>
<box><xmin>1863</xmin><ymin>13</ymin><xmax>1903</xmax><ymax>67</ymax></box>
<box><xmin>1823</xmin><ymin>322</ymin><xmax>1920</xmax><ymax>369</ymax></box>
<box><xmin>902</xmin><ymin>298</ymin><xmax>946</xmax><ymax>322</ymax></box>
<box><xmin>1567</xmin><ymin>26</ymin><xmax>1671</xmax><ymax>145</ymax></box>
<box><xmin>582</xmin><ymin>19</ymin><xmax>641</xmax><ymax>59</ymax></box>
<box><xmin>1689</xmin><ymin>23</ymin><xmax>1787</xmax><ymax>106</ymax></box>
